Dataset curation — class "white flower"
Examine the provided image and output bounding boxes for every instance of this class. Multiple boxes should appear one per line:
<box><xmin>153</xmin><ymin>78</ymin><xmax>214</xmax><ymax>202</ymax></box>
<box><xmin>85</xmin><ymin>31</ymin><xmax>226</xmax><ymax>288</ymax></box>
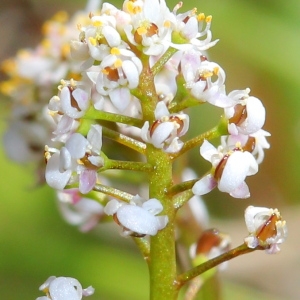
<box><xmin>170</xmin><ymin>6</ymin><xmax>218</xmax><ymax>51</ymax></box>
<box><xmin>57</xmin><ymin>189</ymin><xmax>104</xmax><ymax>232</ymax></box>
<box><xmin>87</xmin><ymin>47</ymin><xmax>142</xmax><ymax>112</ymax></box>
<box><xmin>225</xmin><ymin>88</ymin><xmax>266</xmax><ymax>135</ymax></box>
<box><xmin>49</xmin><ymin>79</ymin><xmax>91</xmax><ymax>120</ymax></box>
<box><xmin>192</xmin><ymin>140</ymin><xmax>258</xmax><ymax>198</ymax></box>
<box><xmin>36</xmin><ymin>276</ymin><xmax>94</xmax><ymax>300</ymax></box>
<box><xmin>104</xmin><ymin>195</ymin><xmax>168</xmax><ymax>236</ymax></box>
<box><xmin>45</xmin><ymin>124</ymin><xmax>103</xmax><ymax>193</ymax></box>
<box><xmin>180</xmin><ymin>51</ymin><xmax>234</xmax><ymax>108</ymax></box>
<box><xmin>123</xmin><ymin>0</ymin><xmax>172</xmax><ymax>56</ymax></box>
<box><xmin>141</xmin><ymin>101</ymin><xmax>189</xmax><ymax>153</ymax></box>
<box><xmin>244</xmin><ymin>206</ymin><xmax>287</xmax><ymax>254</ymax></box>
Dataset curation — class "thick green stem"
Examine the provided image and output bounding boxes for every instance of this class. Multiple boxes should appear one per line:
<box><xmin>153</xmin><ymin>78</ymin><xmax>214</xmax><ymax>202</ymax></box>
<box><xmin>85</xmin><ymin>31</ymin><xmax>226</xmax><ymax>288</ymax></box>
<box><xmin>138</xmin><ymin>60</ymin><xmax>178</xmax><ymax>299</ymax></box>
<box><xmin>147</xmin><ymin>145</ymin><xmax>178</xmax><ymax>300</ymax></box>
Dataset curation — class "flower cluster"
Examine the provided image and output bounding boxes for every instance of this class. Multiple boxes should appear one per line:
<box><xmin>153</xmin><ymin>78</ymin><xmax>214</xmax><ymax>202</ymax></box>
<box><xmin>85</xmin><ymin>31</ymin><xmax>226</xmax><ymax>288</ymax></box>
<box><xmin>1</xmin><ymin>0</ymin><xmax>287</xmax><ymax>298</ymax></box>
<box><xmin>0</xmin><ymin>0</ymin><xmax>101</xmax><ymax>181</ymax></box>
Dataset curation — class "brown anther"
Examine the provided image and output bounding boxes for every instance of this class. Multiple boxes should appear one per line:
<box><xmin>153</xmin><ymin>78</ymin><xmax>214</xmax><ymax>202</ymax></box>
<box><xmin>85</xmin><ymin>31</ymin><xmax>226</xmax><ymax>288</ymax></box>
<box><xmin>68</xmin><ymin>86</ymin><xmax>81</xmax><ymax>111</ymax></box>
<box><xmin>200</xmin><ymin>55</ymin><xmax>207</xmax><ymax>62</ymax></box>
<box><xmin>149</xmin><ymin>120</ymin><xmax>162</xmax><ymax>137</ymax></box>
<box><xmin>79</xmin><ymin>31</ymin><xmax>86</xmax><ymax>43</ymax></box>
<box><xmin>195</xmin><ymin>228</ymin><xmax>221</xmax><ymax>255</ymax></box>
<box><xmin>256</xmin><ymin>213</ymin><xmax>279</xmax><ymax>241</ymax></box>
<box><xmin>214</xmin><ymin>154</ymin><xmax>229</xmax><ymax>180</ymax></box>
<box><xmin>113</xmin><ymin>213</ymin><xmax>121</xmax><ymax>225</ymax></box>
<box><xmin>134</xmin><ymin>23</ymin><xmax>158</xmax><ymax>44</ymax></box>
<box><xmin>169</xmin><ymin>116</ymin><xmax>184</xmax><ymax>135</ymax></box>
<box><xmin>182</xmin><ymin>16</ymin><xmax>190</xmax><ymax>24</ymax></box>
<box><xmin>229</xmin><ymin>104</ymin><xmax>247</xmax><ymax>125</ymax></box>
<box><xmin>103</xmin><ymin>66</ymin><xmax>119</xmax><ymax>81</ymax></box>
<box><xmin>80</xmin><ymin>154</ymin><xmax>100</xmax><ymax>170</ymax></box>
<box><xmin>29</xmin><ymin>144</ymin><xmax>43</xmax><ymax>153</ymax></box>
<box><xmin>158</xmin><ymin>93</ymin><xmax>166</xmax><ymax>101</ymax></box>
<box><xmin>243</xmin><ymin>136</ymin><xmax>256</xmax><ymax>153</ymax></box>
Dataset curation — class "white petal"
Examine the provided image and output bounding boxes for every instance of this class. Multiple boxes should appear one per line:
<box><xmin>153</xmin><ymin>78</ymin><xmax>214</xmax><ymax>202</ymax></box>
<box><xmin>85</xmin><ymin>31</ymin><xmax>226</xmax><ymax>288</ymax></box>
<box><xmin>72</xmin><ymin>88</ymin><xmax>90</xmax><ymax>111</ymax></box>
<box><xmin>142</xmin><ymin>198</ymin><xmax>163</xmax><ymax>215</ymax></box>
<box><xmin>240</xmin><ymin>97</ymin><xmax>265</xmax><ymax>134</ymax></box>
<box><xmin>192</xmin><ymin>174</ymin><xmax>217</xmax><ymax>195</ymax></box>
<box><xmin>122</xmin><ymin>60</ymin><xmax>140</xmax><ymax>89</ymax></box>
<box><xmin>49</xmin><ymin>277</ymin><xmax>82</xmax><ymax>300</ymax></box>
<box><xmin>79</xmin><ymin>169</ymin><xmax>97</xmax><ymax>194</ymax></box>
<box><xmin>82</xmin><ymin>286</ymin><xmax>95</xmax><ymax>296</ymax></box>
<box><xmin>87</xmin><ymin>124</ymin><xmax>102</xmax><ymax>154</ymax></box>
<box><xmin>141</xmin><ymin>121</ymin><xmax>150</xmax><ymax>142</ymax></box>
<box><xmin>45</xmin><ymin>153</ymin><xmax>71</xmax><ymax>190</ymax></box>
<box><xmin>60</xmin><ymin>87</ymin><xmax>85</xmax><ymax>119</ymax></box>
<box><xmin>244</xmin><ymin>205</ymin><xmax>269</xmax><ymax>233</ymax></box>
<box><xmin>117</xmin><ymin>205</ymin><xmax>162</xmax><ymax>235</ymax></box>
<box><xmin>102</xmin><ymin>26</ymin><xmax>121</xmax><ymax>47</ymax></box>
<box><xmin>218</xmin><ymin>151</ymin><xmax>251</xmax><ymax>193</ymax></box>
<box><xmin>200</xmin><ymin>140</ymin><xmax>218</xmax><ymax>162</ymax></box>
<box><xmin>151</xmin><ymin>122</ymin><xmax>174</xmax><ymax>148</ymax></box>
<box><xmin>154</xmin><ymin>101</ymin><xmax>169</xmax><ymax>119</ymax></box>
<box><xmin>104</xmin><ymin>199</ymin><xmax>123</xmax><ymax>215</ymax></box>
<box><xmin>109</xmin><ymin>87</ymin><xmax>131</xmax><ymax>112</ymax></box>
<box><xmin>66</xmin><ymin>133</ymin><xmax>88</xmax><ymax>159</ymax></box>
<box><xmin>229</xmin><ymin>181</ymin><xmax>250</xmax><ymax>198</ymax></box>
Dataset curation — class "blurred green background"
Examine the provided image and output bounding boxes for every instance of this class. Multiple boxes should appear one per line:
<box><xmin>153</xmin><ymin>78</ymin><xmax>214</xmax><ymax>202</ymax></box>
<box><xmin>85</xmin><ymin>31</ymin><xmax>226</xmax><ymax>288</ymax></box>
<box><xmin>0</xmin><ymin>0</ymin><xmax>299</xmax><ymax>299</ymax></box>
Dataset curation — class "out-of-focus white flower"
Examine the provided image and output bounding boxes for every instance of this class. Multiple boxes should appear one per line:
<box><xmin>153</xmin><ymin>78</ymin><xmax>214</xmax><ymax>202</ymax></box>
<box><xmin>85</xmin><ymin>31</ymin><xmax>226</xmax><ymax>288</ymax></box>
<box><xmin>225</xmin><ymin>88</ymin><xmax>266</xmax><ymax>135</ymax></box>
<box><xmin>244</xmin><ymin>206</ymin><xmax>287</xmax><ymax>254</ymax></box>
<box><xmin>141</xmin><ymin>101</ymin><xmax>189</xmax><ymax>153</ymax></box>
<box><xmin>45</xmin><ymin>124</ymin><xmax>103</xmax><ymax>193</ymax></box>
<box><xmin>104</xmin><ymin>195</ymin><xmax>168</xmax><ymax>236</ymax></box>
<box><xmin>182</xmin><ymin>168</ymin><xmax>209</xmax><ymax>228</ymax></box>
<box><xmin>192</xmin><ymin>140</ymin><xmax>258</xmax><ymax>198</ymax></box>
<box><xmin>190</xmin><ymin>228</ymin><xmax>231</xmax><ymax>271</ymax></box>
<box><xmin>57</xmin><ymin>189</ymin><xmax>104</xmax><ymax>232</ymax></box>
<box><xmin>36</xmin><ymin>276</ymin><xmax>94</xmax><ymax>300</ymax></box>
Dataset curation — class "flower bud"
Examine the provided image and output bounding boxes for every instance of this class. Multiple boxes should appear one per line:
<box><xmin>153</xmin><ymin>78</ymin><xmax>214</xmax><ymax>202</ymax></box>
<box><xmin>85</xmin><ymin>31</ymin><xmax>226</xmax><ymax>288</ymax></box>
<box><xmin>244</xmin><ymin>206</ymin><xmax>287</xmax><ymax>254</ymax></box>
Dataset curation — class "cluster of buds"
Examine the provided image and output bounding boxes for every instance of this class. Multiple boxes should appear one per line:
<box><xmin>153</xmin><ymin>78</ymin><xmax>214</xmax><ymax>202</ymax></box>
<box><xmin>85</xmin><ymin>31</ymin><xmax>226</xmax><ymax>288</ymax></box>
<box><xmin>1</xmin><ymin>0</ymin><xmax>288</xmax><ymax>298</ymax></box>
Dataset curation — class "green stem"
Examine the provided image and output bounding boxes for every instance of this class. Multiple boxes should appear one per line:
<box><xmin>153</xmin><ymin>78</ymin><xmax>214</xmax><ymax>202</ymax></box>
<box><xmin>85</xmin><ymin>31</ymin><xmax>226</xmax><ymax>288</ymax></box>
<box><xmin>93</xmin><ymin>183</ymin><xmax>133</xmax><ymax>203</ymax></box>
<box><xmin>173</xmin><ymin>189</ymin><xmax>195</xmax><ymax>210</ymax></box>
<box><xmin>151</xmin><ymin>47</ymin><xmax>178</xmax><ymax>76</ymax></box>
<box><xmin>133</xmin><ymin>237</ymin><xmax>151</xmax><ymax>264</ymax></box>
<box><xmin>102</xmin><ymin>127</ymin><xmax>146</xmax><ymax>154</ymax></box>
<box><xmin>148</xmin><ymin>145</ymin><xmax>178</xmax><ymax>300</ymax></box>
<box><xmin>176</xmin><ymin>244</ymin><xmax>262</xmax><ymax>289</ymax></box>
<box><xmin>84</xmin><ymin>106</ymin><xmax>144</xmax><ymax>128</ymax></box>
<box><xmin>169</xmin><ymin>179</ymin><xmax>198</xmax><ymax>197</ymax></box>
<box><xmin>107</xmin><ymin>159</ymin><xmax>153</xmax><ymax>173</ymax></box>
